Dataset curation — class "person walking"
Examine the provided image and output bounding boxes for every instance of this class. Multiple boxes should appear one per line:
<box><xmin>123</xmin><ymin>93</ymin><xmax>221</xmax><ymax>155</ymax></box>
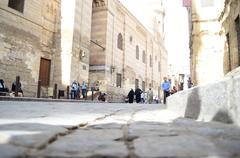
<box><xmin>141</xmin><ymin>92</ymin><xmax>145</xmax><ymax>103</ymax></box>
<box><xmin>71</xmin><ymin>80</ymin><xmax>78</xmax><ymax>99</ymax></box>
<box><xmin>147</xmin><ymin>88</ymin><xmax>153</xmax><ymax>104</ymax></box>
<box><xmin>128</xmin><ymin>89</ymin><xmax>134</xmax><ymax>104</ymax></box>
<box><xmin>135</xmin><ymin>87</ymin><xmax>142</xmax><ymax>103</ymax></box>
<box><xmin>81</xmin><ymin>81</ymin><xmax>87</xmax><ymax>99</ymax></box>
<box><xmin>161</xmin><ymin>77</ymin><xmax>170</xmax><ymax>104</ymax></box>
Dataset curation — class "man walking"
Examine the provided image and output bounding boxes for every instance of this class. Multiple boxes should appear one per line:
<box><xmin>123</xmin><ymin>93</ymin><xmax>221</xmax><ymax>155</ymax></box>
<box><xmin>71</xmin><ymin>80</ymin><xmax>79</xmax><ymax>99</ymax></box>
<box><xmin>161</xmin><ymin>77</ymin><xmax>170</xmax><ymax>104</ymax></box>
<box><xmin>81</xmin><ymin>81</ymin><xmax>87</xmax><ymax>99</ymax></box>
<box><xmin>147</xmin><ymin>88</ymin><xmax>153</xmax><ymax>104</ymax></box>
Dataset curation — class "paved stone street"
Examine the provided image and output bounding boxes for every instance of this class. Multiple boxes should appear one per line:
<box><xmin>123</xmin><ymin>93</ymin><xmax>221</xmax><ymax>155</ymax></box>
<box><xmin>0</xmin><ymin>101</ymin><xmax>240</xmax><ymax>158</ymax></box>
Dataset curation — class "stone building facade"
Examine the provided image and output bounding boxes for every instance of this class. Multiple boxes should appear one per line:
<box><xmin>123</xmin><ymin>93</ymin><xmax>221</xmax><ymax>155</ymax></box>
<box><xmin>220</xmin><ymin>0</ymin><xmax>240</xmax><ymax>75</ymax></box>
<box><xmin>60</xmin><ymin>0</ymin><xmax>92</xmax><ymax>86</ymax></box>
<box><xmin>0</xmin><ymin>0</ymin><xmax>94</xmax><ymax>97</ymax></box>
<box><xmin>0</xmin><ymin>0</ymin><xmax>61</xmax><ymax>97</ymax></box>
<box><xmin>189</xmin><ymin>0</ymin><xmax>240</xmax><ymax>86</ymax></box>
<box><xmin>189</xmin><ymin>0</ymin><xmax>226</xmax><ymax>86</ymax></box>
<box><xmin>190</xmin><ymin>0</ymin><xmax>240</xmax><ymax>85</ymax></box>
<box><xmin>90</xmin><ymin>0</ymin><xmax>167</xmax><ymax>100</ymax></box>
<box><xmin>0</xmin><ymin>0</ymin><xmax>167</xmax><ymax>100</ymax></box>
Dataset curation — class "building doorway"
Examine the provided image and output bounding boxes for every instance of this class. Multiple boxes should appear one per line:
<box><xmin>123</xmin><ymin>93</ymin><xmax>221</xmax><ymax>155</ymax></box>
<box><xmin>39</xmin><ymin>58</ymin><xmax>51</xmax><ymax>87</ymax></box>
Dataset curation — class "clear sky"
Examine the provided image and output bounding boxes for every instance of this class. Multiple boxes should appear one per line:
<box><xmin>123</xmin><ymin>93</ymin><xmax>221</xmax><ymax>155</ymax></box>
<box><xmin>119</xmin><ymin>0</ymin><xmax>190</xmax><ymax>75</ymax></box>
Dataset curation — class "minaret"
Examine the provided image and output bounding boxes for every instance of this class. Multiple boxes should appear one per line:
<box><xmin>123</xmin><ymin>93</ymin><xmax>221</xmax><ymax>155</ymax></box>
<box><xmin>153</xmin><ymin>0</ymin><xmax>165</xmax><ymax>41</ymax></box>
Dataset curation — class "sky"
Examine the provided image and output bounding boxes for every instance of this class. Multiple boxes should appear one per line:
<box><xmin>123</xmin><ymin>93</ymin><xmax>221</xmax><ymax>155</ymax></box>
<box><xmin>119</xmin><ymin>0</ymin><xmax>190</xmax><ymax>75</ymax></box>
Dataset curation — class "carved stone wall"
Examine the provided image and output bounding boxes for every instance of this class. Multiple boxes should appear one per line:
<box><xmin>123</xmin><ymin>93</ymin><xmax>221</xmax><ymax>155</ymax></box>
<box><xmin>0</xmin><ymin>0</ymin><xmax>60</xmax><ymax>97</ymax></box>
<box><xmin>93</xmin><ymin>0</ymin><xmax>106</xmax><ymax>8</ymax></box>
<box><xmin>190</xmin><ymin>0</ymin><xmax>225</xmax><ymax>85</ymax></box>
<box><xmin>222</xmin><ymin>0</ymin><xmax>240</xmax><ymax>75</ymax></box>
<box><xmin>90</xmin><ymin>0</ymin><xmax>167</xmax><ymax>101</ymax></box>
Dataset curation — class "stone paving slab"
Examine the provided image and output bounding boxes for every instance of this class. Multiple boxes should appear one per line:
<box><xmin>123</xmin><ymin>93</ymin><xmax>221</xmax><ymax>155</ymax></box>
<box><xmin>0</xmin><ymin>144</ymin><xmax>27</xmax><ymax>158</ymax></box>
<box><xmin>134</xmin><ymin>135</ymin><xmax>221</xmax><ymax>158</ymax></box>
<box><xmin>132</xmin><ymin>119</ymin><xmax>240</xmax><ymax>158</ymax></box>
<box><xmin>0</xmin><ymin>123</ymin><xmax>67</xmax><ymax>149</ymax></box>
<box><xmin>35</xmin><ymin>129</ymin><xmax>128</xmax><ymax>158</ymax></box>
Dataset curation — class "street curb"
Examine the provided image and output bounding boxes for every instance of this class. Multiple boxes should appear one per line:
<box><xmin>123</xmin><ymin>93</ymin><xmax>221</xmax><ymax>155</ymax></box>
<box><xmin>0</xmin><ymin>96</ymin><xmax>100</xmax><ymax>103</ymax></box>
<box><xmin>167</xmin><ymin>74</ymin><xmax>240</xmax><ymax>126</ymax></box>
<box><xmin>0</xmin><ymin>96</ymin><xmax>153</xmax><ymax>104</ymax></box>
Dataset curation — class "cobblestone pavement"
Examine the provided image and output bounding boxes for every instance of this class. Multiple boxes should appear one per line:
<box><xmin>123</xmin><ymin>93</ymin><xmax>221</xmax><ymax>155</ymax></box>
<box><xmin>0</xmin><ymin>101</ymin><xmax>240</xmax><ymax>158</ymax></box>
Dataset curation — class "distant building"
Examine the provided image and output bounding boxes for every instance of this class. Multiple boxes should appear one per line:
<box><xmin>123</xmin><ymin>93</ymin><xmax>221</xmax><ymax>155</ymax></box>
<box><xmin>90</xmin><ymin>0</ymin><xmax>167</xmax><ymax>100</ymax></box>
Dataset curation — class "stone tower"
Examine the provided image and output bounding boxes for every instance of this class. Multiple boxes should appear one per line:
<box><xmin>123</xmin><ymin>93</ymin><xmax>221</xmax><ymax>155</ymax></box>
<box><xmin>60</xmin><ymin>0</ymin><xmax>92</xmax><ymax>86</ymax></box>
<box><xmin>153</xmin><ymin>0</ymin><xmax>165</xmax><ymax>41</ymax></box>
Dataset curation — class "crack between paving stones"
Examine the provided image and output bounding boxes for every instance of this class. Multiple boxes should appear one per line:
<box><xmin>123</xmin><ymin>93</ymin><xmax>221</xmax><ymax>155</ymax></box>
<box><xmin>33</xmin><ymin>109</ymin><xmax>122</xmax><ymax>152</ymax></box>
<box><xmin>122</xmin><ymin>109</ymin><xmax>142</xmax><ymax>158</ymax></box>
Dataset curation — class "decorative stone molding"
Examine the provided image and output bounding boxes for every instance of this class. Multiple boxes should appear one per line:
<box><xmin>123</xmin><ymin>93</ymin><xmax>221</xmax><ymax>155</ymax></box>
<box><xmin>93</xmin><ymin>0</ymin><xmax>106</xmax><ymax>8</ymax></box>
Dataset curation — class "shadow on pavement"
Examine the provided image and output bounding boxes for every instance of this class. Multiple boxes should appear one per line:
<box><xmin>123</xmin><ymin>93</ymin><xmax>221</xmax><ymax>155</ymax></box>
<box><xmin>184</xmin><ymin>88</ymin><xmax>201</xmax><ymax>120</ymax></box>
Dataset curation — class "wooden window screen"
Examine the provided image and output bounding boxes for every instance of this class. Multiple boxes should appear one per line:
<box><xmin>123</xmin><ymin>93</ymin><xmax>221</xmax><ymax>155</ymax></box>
<box><xmin>117</xmin><ymin>33</ymin><xmax>123</xmax><ymax>50</ymax></box>
<box><xmin>136</xmin><ymin>45</ymin><xmax>139</xmax><ymax>60</ymax></box>
<box><xmin>150</xmin><ymin>55</ymin><xmax>153</xmax><ymax>67</ymax></box>
<box><xmin>142</xmin><ymin>81</ymin><xmax>145</xmax><ymax>92</ymax></box>
<box><xmin>142</xmin><ymin>51</ymin><xmax>146</xmax><ymax>63</ymax></box>
<box><xmin>8</xmin><ymin>0</ymin><xmax>25</xmax><ymax>13</ymax></box>
<box><xmin>116</xmin><ymin>73</ymin><xmax>122</xmax><ymax>88</ymax></box>
<box><xmin>135</xmin><ymin>79</ymin><xmax>139</xmax><ymax>89</ymax></box>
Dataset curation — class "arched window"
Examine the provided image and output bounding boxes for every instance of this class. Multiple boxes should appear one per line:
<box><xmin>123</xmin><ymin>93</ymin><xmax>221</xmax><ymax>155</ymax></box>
<box><xmin>136</xmin><ymin>45</ymin><xmax>139</xmax><ymax>59</ymax></box>
<box><xmin>117</xmin><ymin>33</ymin><xmax>123</xmax><ymax>50</ymax></box>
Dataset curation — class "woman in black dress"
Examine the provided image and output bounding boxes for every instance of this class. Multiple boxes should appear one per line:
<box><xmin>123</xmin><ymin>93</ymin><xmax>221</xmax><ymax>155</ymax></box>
<box><xmin>128</xmin><ymin>89</ymin><xmax>135</xmax><ymax>103</ymax></box>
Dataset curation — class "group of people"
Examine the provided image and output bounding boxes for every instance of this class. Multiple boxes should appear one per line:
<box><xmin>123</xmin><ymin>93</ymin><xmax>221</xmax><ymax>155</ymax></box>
<box><xmin>70</xmin><ymin>80</ymin><xmax>87</xmax><ymax>99</ymax></box>
<box><xmin>0</xmin><ymin>78</ymin><xmax>24</xmax><ymax>97</ymax></box>
<box><xmin>127</xmin><ymin>87</ymin><xmax>154</xmax><ymax>104</ymax></box>
<box><xmin>127</xmin><ymin>77</ymin><xmax>179</xmax><ymax>104</ymax></box>
<box><xmin>1</xmin><ymin>76</ymin><xmax>179</xmax><ymax>102</ymax></box>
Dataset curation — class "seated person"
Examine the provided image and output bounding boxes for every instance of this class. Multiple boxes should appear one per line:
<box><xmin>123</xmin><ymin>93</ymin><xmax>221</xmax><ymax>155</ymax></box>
<box><xmin>98</xmin><ymin>92</ymin><xmax>106</xmax><ymax>102</ymax></box>
<box><xmin>11</xmin><ymin>80</ymin><xmax>23</xmax><ymax>97</ymax></box>
<box><xmin>0</xmin><ymin>79</ymin><xmax>9</xmax><ymax>94</ymax></box>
